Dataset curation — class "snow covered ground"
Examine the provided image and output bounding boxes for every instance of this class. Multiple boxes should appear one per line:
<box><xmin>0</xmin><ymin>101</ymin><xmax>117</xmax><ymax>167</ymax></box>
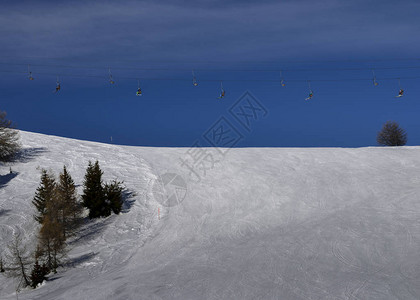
<box><xmin>0</xmin><ymin>131</ymin><xmax>419</xmax><ymax>300</ymax></box>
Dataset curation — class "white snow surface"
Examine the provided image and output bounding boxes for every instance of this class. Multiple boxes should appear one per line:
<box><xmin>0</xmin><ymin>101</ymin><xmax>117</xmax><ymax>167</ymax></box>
<box><xmin>0</xmin><ymin>131</ymin><xmax>420</xmax><ymax>300</ymax></box>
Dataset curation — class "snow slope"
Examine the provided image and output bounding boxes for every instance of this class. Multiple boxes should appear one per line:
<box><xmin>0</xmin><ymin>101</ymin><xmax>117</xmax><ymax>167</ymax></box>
<box><xmin>0</xmin><ymin>131</ymin><xmax>420</xmax><ymax>300</ymax></box>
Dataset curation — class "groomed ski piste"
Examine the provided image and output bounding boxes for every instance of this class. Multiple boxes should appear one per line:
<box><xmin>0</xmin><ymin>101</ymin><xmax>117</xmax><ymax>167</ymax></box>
<box><xmin>0</xmin><ymin>131</ymin><xmax>419</xmax><ymax>300</ymax></box>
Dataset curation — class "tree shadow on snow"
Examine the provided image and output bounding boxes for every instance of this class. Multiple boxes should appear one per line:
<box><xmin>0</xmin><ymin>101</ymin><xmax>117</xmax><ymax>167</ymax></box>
<box><xmin>69</xmin><ymin>217</ymin><xmax>112</xmax><ymax>245</ymax></box>
<box><xmin>0</xmin><ymin>208</ymin><xmax>12</xmax><ymax>217</ymax></box>
<box><xmin>0</xmin><ymin>172</ymin><xmax>18</xmax><ymax>189</ymax></box>
<box><xmin>64</xmin><ymin>252</ymin><xmax>98</xmax><ymax>268</ymax></box>
<box><xmin>11</xmin><ymin>147</ymin><xmax>48</xmax><ymax>163</ymax></box>
<box><xmin>69</xmin><ymin>188</ymin><xmax>137</xmax><ymax>245</ymax></box>
<box><xmin>46</xmin><ymin>276</ymin><xmax>62</xmax><ymax>282</ymax></box>
<box><xmin>121</xmin><ymin>188</ymin><xmax>137</xmax><ymax>213</ymax></box>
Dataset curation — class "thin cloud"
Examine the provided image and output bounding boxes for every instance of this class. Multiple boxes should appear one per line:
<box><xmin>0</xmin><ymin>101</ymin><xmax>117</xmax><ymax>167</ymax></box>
<box><xmin>0</xmin><ymin>0</ymin><xmax>419</xmax><ymax>64</ymax></box>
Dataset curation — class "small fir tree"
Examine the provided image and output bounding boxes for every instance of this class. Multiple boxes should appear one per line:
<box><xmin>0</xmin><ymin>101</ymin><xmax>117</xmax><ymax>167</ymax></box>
<box><xmin>32</xmin><ymin>170</ymin><xmax>56</xmax><ymax>224</ymax></box>
<box><xmin>30</xmin><ymin>260</ymin><xmax>48</xmax><ymax>288</ymax></box>
<box><xmin>56</xmin><ymin>166</ymin><xmax>82</xmax><ymax>238</ymax></box>
<box><xmin>0</xmin><ymin>256</ymin><xmax>5</xmax><ymax>272</ymax></box>
<box><xmin>105</xmin><ymin>180</ymin><xmax>124</xmax><ymax>214</ymax></box>
<box><xmin>82</xmin><ymin>161</ymin><xmax>107</xmax><ymax>218</ymax></box>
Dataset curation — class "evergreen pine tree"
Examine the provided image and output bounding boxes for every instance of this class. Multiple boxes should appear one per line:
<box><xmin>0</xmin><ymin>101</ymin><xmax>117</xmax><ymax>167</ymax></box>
<box><xmin>41</xmin><ymin>263</ymin><xmax>49</xmax><ymax>277</ymax></box>
<box><xmin>105</xmin><ymin>180</ymin><xmax>124</xmax><ymax>214</ymax></box>
<box><xmin>30</xmin><ymin>260</ymin><xmax>47</xmax><ymax>288</ymax></box>
<box><xmin>0</xmin><ymin>256</ymin><xmax>5</xmax><ymax>272</ymax></box>
<box><xmin>56</xmin><ymin>166</ymin><xmax>82</xmax><ymax>238</ymax></box>
<box><xmin>82</xmin><ymin>161</ymin><xmax>107</xmax><ymax>218</ymax></box>
<box><xmin>32</xmin><ymin>169</ymin><xmax>56</xmax><ymax>224</ymax></box>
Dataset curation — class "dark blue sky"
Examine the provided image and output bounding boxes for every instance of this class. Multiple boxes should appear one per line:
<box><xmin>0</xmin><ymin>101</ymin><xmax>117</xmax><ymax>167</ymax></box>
<box><xmin>1</xmin><ymin>0</ymin><xmax>420</xmax><ymax>147</ymax></box>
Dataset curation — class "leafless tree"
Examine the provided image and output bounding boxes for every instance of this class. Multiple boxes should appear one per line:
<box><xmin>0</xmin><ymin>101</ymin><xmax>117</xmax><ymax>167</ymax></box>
<box><xmin>5</xmin><ymin>233</ymin><xmax>32</xmax><ymax>288</ymax></box>
<box><xmin>38</xmin><ymin>216</ymin><xmax>66</xmax><ymax>273</ymax></box>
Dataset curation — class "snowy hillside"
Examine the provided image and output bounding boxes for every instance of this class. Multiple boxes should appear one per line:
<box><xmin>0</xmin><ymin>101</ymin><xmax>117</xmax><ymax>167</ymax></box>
<box><xmin>1</xmin><ymin>131</ymin><xmax>420</xmax><ymax>300</ymax></box>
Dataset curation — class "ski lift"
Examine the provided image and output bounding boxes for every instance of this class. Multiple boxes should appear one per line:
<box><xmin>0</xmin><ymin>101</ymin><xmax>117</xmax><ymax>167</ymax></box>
<box><xmin>109</xmin><ymin>68</ymin><xmax>115</xmax><ymax>84</ymax></box>
<box><xmin>54</xmin><ymin>76</ymin><xmax>61</xmax><ymax>93</ymax></box>
<box><xmin>28</xmin><ymin>64</ymin><xmax>34</xmax><ymax>80</ymax></box>
<box><xmin>396</xmin><ymin>78</ymin><xmax>404</xmax><ymax>98</ymax></box>
<box><xmin>305</xmin><ymin>81</ymin><xmax>313</xmax><ymax>101</ymax></box>
<box><xmin>136</xmin><ymin>80</ymin><xmax>142</xmax><ymax>96</ymax></box>
<box><xmin>280</xmin><ymin>70</ymin><xmax>285</xmax><ymax>87</ymax></box>
<box><xmin>372</xmin><ymin>70</ymin><xmax>379</xmax><ymax>86</ymax></box>
<box><xmin>192</xmin><ymin>70</ymin><xmax>198</xmax><ymax>86</ymax></box>
<box><xmin>217</xmin><ymin>81</ymin><xmax>225</xmax><ymax>99</ymax></box>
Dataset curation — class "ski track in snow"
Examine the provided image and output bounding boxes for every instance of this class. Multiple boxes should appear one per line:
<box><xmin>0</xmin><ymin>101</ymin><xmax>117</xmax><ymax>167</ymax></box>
<box><xmin>0</xmin><ymin>131</ymin><xmax>420</xmax><ymax>299</ymax></box>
